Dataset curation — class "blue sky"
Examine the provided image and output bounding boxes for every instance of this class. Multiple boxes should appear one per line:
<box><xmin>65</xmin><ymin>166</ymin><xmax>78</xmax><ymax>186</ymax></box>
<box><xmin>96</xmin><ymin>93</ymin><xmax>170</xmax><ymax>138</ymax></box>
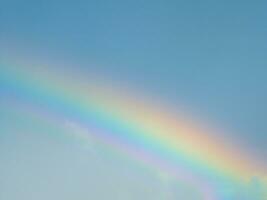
<box><xmin>2</xmin><ymin>0</ymin><xmax>267</xmax><ymax>157</ymax></box>
<box><xmin>1</xmin><ymin>0</ymin><xmax>267</xmax><ymax>199</ymax></box>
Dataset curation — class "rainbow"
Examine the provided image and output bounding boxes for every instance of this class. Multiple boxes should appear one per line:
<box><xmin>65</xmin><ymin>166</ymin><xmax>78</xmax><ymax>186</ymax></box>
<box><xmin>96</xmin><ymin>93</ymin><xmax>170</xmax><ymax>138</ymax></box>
<box><xmin>1</xmin><ymin>61</ymin><xmax>266</xmax><ymax>199</ymax></box>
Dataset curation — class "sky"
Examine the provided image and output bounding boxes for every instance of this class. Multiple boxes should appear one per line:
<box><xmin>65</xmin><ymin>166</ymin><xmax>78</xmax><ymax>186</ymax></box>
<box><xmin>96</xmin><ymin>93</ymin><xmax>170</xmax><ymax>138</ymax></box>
<box><xmin>1</xmin><ymin>0</ymin><xmax>267</xmax><ymax>199</ymax></box>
